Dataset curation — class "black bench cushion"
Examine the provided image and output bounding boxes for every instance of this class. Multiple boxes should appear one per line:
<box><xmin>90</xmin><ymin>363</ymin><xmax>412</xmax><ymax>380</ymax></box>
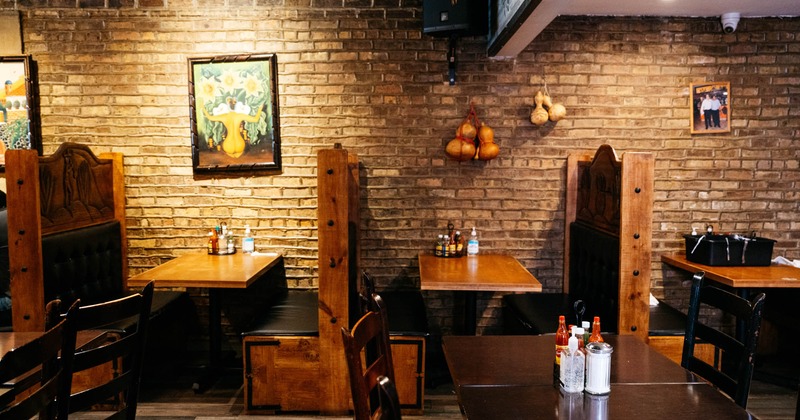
<box><xmin>42</xmin><ymin>221</ymin><xmax>125</xmax><ymax>306</ymax></box>
<box><xmin>242</xmin><ymin>289</ymin><xmax>429</xmax><ymax>338</ymax></box>
<box><xmin>648</xmin><ymin>299</ymin><xmax>687</xmax><ymax>336</ymax></box>
<box><xmin>504</xmin><ymin>293</ymin><xmax>687</xmax><ymax>337</ymax></box>
<box><xmin>503</xmin><ymin>221</ymin><xmax>688</xmax><ymax>337</ymax></box>
<box><xmin>243</xmin><ymin>290</ymin><xmax>320</xmax><ymax>336</ymax></box>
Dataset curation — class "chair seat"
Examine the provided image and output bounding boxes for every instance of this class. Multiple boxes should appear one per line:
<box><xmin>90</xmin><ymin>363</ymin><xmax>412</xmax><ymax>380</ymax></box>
<box><xmin>243</xmin><ymin>290</ymin><xmax>319</xmax><ymax>336</ymax></box>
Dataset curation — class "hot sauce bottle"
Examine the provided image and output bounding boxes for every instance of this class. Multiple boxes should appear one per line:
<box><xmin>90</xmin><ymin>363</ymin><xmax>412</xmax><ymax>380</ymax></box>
<box><xmin>589</xmin><ymin>316</ymin><xmax>604</xmax><ymax>343</ymax></box>
<box><xmin>554</xmin><ymin>315</ymin><xmax>569</xmax><ymax>382</ymax></box>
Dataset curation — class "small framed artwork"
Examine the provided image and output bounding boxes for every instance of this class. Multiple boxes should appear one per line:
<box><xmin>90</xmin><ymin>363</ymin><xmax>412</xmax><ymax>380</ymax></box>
<box><xmin>690</xmin><ymin>82</ymin><xmax>731</xmax><ymax>134</ymax></box>
<box><xmin>189</xmin><ymin>53</ymin><xmax>281</xmax><ymax>174</ymax></box>
<box><xmin>0</xmin><ymin>55</ymin><xmax>42</xmax><ymax>170</ymax></box>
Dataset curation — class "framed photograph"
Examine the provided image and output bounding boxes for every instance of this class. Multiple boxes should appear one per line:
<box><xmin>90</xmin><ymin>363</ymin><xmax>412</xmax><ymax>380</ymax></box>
<box><xmin>0</xmin><ymin>55</ymin><xmax>41</xmax><ymax>169</ymax></box>
<box><xmin>189</xmin><ymin>53</ymin><xmax>281</xmax><ymax>174</ymax></box>
<box><xmin>690</xmin><ymin>82</ymin><xmax>731</xmax><ymax>134</ymax></box>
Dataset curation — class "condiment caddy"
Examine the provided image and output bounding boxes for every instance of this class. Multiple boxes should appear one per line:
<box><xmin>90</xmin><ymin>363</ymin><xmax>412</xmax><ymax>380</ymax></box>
<box><xmin>208</xmin><ymin>221</ymin><xmax>256</xmax><ymax>255</ymax></box>
<box><xmin>434</xmin><ymin>222</ymin><xmax>467</xmax><ymax>258</ymax></box>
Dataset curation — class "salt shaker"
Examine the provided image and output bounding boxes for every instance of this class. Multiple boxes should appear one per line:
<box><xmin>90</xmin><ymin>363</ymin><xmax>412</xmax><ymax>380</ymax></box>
<box><xmin>585</xmin><ymin>341</ymin><xmax>613</xmax><ymax>394</ymax></box>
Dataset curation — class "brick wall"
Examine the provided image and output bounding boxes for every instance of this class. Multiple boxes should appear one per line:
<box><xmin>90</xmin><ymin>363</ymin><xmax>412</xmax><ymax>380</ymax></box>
<box><xmin>3</xmin><ymin>3</ymin><xmax>799</xmax><ymax>338</ymax></box>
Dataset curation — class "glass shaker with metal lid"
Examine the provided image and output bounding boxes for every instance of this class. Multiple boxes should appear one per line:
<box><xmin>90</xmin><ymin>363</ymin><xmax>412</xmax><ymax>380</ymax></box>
<box><xmin>585</xmin><ymin>341</ymin><xmax>613</xmax><ymax>394</ymax></box>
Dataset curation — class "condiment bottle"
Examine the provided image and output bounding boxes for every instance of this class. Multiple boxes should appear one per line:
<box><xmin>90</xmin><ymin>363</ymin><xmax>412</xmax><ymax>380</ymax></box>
<box><xmin>555</xmin><ymin>315</ymin><xmax>569</xmax><ymax>368</ymax></box>
<box><xmin>208</xmin><ymin>229</ymin><xmax>219</xmax><ymax>255</ymax></box>
<box><xmin>589</xmin><ymin>316</ymin><xmax>604</xmax><ymax>343</ymax></box>
<box><xmin>572</xmin><ymin>326</ymin><xmax>585</xmax><ymax>352</ymax></box>
<box><xmin>560</xmin><ymin>331</ymin><xmax>585</xmax><ymax>393</ymax></box>
<box><xmin>554</xmin><ymin>315</ymin><xmax>569</xmax><ymax>383</ymax></box>
<box><xmin>582</xmin><ymin>320</ymin><xmax>591</xmax><ymax>345</ymax></box>
<box><xmin>242</xmin><ymin>224</ymin><xmax>255</xmax><ymax>254</ymax></box>
<box><xmin>435</xmin><ymin>234</ymin><xmax>444</xmax><ymax>257</ymax></box>
<box><xmin>467</xmin><ymin>227</ymin><xmax>479</xmax><ymax>255</ymax></box>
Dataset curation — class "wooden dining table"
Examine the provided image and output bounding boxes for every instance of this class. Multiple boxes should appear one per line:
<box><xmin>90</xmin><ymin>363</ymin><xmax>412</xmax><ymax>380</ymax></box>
<box><xmin>661</xmin><ymin>253</ymin><xmax>800</xmax><ymax>293</ymax></box>
<box><xmin>662</xmin><ymin>252</ymin><xmax>800</xmax><ymax>339</ymax></box>
<box><xmin>128</xmin><ymin>251</ymin><xmax>283</xmax><ymax>392</ymax></box>
<box><xmin>418</xmin><ymin>253</ymin><xmax>541</xmax><ymax>334</ymax></box>
<box><xmin>443</xmin><ymin>334</ymin><xmax>754</xmax><ymax>419</ymax></box>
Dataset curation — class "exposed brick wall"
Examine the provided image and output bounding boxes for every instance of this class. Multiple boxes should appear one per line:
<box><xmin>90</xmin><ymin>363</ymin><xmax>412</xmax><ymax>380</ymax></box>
<box><xmin>3</xmin><ymin>3</ymin><xmax>798</xmax><ymax>337</ymax></box>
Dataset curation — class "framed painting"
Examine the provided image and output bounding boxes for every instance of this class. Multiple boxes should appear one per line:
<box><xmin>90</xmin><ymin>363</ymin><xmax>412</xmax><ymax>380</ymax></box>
<box><xmin>0</xmin><ymin>55</ymin><xmax>41</xmax><ymax>170</ymax></box>
<box><xmin>690</xmin><ymin>82</ymin><xmax>731</xmax><ymax>134</ymax></box>
<box><xmin>189</xmin><ymin>53</ymin><xmax>281</xmax><ymax>174</ymax></box>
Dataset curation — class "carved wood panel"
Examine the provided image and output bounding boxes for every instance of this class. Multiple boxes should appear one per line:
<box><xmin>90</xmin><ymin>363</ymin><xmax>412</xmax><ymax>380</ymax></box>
<box><xmin>38</xmin><ymin>143</ymin><xmax>115</xmax><ymax>234</ymax></box>
<box><xmin>575</xmin><ymin>144</ymin><xmax>622</xmax><ymax>236</ymax></box>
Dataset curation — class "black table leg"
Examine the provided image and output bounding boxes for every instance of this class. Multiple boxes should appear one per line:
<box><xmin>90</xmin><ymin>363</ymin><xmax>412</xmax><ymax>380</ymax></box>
<box><xmin>193</xmin><ymin>287</ymin><xmax>222</xmax><ymax>393</ymax></box>
<box><xmin>462</xmin><ymin>291</ymin><xmax>477</xmax><ymax>335</ymax></box>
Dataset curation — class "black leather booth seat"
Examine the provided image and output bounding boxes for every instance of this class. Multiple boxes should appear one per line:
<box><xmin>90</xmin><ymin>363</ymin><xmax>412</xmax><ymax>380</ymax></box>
<box><xmin>503</xmin><ymin>292</ymin><xmax>686</xmax><ymax>336</ymax></box>
<box><xmin>503</xmin><ymin>221</ymin><xmax>686</xmax><ymax>337</ymax></box>
<box><xmin>243</xmin><ymin>290</ymin><xmax>320</xmax><ymax>337</ymax></box>
<box><xmin>242</xmin><ymin>289</ymin><xmax>429</xmax><ymax>338</ymax></box>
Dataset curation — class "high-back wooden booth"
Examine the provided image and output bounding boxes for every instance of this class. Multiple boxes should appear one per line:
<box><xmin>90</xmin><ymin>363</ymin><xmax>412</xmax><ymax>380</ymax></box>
<box><xmin>242</xmin><ymin>145</ymin><xmax>426</xmax><ymax>415</ymax></box>
<box><xmin>5</xmin><ymin>143</ymin><xmax>127</xmax><ymax>332</ymax></box>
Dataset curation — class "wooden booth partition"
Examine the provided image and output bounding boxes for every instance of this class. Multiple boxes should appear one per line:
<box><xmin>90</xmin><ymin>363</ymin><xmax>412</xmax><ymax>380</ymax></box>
<box><xmin>563</xmin><ymin>144</ymin><xmax>654</xmax><ymax>342</ymax></box>
<box><xmin>242</xmin><ymin>145</ymin><xmax>425</xmax><ymax>415</ymax></box>
<box><xmin>316</xmin><ymin>145</ymin><xmax>359</xmax><ymax>414</ymax></box>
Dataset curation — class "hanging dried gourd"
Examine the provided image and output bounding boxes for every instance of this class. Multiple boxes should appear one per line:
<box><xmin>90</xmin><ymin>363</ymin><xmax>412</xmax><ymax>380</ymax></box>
<box><xmin>477</xmin><ymin>122</ymin><xmax>499</xmax><ymax>161</ymax></box>
<box><xmin>445</xmin><ymin>111</ymin><xmax>477</xmax><ymax>162</ymax></box>
<box><xmin>445</xmin><ymin>103</ymin><xmax>499</xmax><ymax>162</ymax></box>
<box><xmin>530</xmin><ymin>91</ymin><xmax>549</xmax><ymax>126</ymax></box>
<box><xmin>531</xmin><ymin>81</ymin><xmax>568</xmax><ymax>125</ymax></box>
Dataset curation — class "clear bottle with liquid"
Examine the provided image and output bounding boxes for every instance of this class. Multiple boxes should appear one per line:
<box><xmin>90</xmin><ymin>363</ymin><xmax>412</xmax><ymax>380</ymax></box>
<box><xmin>467</xmin><ymin>227</ymin><xmax>479</xmax><ymax>255</ymax></box>
<box><xmin>242</xmin><ymin>224</ymin><xmax>255</xmax><ymax>253</ymax></box>
<box><xmin>560</xmin><ymin>331</ymin><xmax>585</xmax><ymax>393</ymax></box>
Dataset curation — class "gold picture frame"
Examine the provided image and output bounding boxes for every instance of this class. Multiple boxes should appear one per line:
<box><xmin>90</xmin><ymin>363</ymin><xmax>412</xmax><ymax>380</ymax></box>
<box><xmin>690</xmin><ymin>82</ymin><xmax>731</xmax><ymax>134</ymax></box>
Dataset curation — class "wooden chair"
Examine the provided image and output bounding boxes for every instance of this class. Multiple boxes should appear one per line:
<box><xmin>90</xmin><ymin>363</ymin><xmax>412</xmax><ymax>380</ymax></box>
<box><xmin>50</xmin><ymin>281</ymin><xmax>154</xmax><ymax>418</ymax></box>
<box><xmin>681</xmin><ymin>272</ymin><xmax>766</xmax><ymax>408</ymax></box>
<box><xmin>0</xmin><ymin>300</ymin><xmax>78</xmax><ymax>420</ymax></box>
<box><xmin>341</xmin><ymin>293</ymin><xmax>401</xmax><ymax>420</ymax></box>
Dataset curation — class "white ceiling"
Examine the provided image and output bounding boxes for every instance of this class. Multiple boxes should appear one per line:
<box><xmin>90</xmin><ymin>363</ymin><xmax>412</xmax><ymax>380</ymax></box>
<box><xmin>492</xmin><ymin>0</ymin><xmax>800</xmax><ymax>58</ymax></box>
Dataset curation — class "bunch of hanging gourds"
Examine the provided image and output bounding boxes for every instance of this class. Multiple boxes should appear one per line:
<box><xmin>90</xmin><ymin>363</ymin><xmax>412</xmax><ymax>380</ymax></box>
<box><xmin>530</xmin><ymin>89</ymin><xmax>567</xmax><ymax>126</ymax></box>
<box><xmin>445</xmin><ymin>103</ymin><xmax>499</xmax><ymax>162</ymax></box>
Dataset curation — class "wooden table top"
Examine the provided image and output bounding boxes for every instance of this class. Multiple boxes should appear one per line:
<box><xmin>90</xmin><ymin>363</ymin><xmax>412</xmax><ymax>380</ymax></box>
<box><xmin>418</xmin><ymin>254</ymin><xmax>542</xmax><ymax>292</ymax></box>
<box><xmin>456</xmin><ymin>383</ymin><xmax>752</xmax><ymax>419</ymax></box>
<box><xmin>443</xmin><ymin>335</ymin><xmax>701</xmax><ymax>387</ymax></box>
<box><xmin>128</xmin><ymin>252</ymin><xmax>283</xmax><ymax>289</ymax></box>
<box><xmin>662</xmin><ymin>253</ymin><xmax>800</xmax><ymax>288</ymax></box>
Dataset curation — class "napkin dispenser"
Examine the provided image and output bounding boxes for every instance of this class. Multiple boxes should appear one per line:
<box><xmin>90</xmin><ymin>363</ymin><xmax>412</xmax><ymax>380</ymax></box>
<box><xmin>684</xmin><ymin>233</ymin><xmax>775</xmax><ymax>266</ymax></box>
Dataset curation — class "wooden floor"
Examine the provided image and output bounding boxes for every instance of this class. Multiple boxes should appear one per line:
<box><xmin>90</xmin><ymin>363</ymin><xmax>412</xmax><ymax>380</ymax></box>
<box><xmin>67</xmin><ymin>366</ymin><xmax>796</xmax><ymax>420</ymax></box>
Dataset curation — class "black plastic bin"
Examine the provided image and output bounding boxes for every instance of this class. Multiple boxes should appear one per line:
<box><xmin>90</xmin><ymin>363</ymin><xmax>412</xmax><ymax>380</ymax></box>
<box><xmin>684</xmin><ymin>234</ymin><xmax>775</xmax><ymax>266</ymax></box>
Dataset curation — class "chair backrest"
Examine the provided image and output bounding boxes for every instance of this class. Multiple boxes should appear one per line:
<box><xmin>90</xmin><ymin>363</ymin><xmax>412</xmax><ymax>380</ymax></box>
<box><xmin>681</xmin><ymin>272</ymin><xmax>766</xmax><ymax>408</ymax></box>
<box><xmin>0</xmin><ymin>300</ymin><xmax>78</xmax><ymax>420</ymax></box>
<box><xmin>341</xmin><ymin>293</ymin><xmax>400</xmax><ymax>420</ymax></box>
<box><xmin>52</xmin><ymin>281</ymin><xmax>154</xmax><ymax>418</ymax></box>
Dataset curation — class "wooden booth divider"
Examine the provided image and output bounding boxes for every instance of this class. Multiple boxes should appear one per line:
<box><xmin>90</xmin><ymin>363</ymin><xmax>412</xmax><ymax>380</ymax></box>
<box><xmin>242</xmin><ymin>145</ymin><xmax>425</xmax><ymax>415</ymax></box>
